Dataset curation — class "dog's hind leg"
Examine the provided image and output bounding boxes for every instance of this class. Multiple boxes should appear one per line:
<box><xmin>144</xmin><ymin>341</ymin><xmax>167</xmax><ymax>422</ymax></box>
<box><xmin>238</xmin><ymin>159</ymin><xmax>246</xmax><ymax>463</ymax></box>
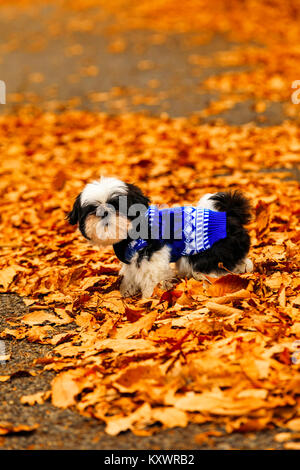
<box><xmin>232</xmin><ymin>257</ymin><xmax>253</xmax><ymax>274</ymax></box>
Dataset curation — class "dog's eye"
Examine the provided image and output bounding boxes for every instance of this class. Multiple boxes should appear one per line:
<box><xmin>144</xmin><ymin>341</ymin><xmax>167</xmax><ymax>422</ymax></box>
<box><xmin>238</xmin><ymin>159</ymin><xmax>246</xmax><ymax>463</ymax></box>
<box><xmin>100</xmin><ymin>211</ymin><xmax>109</xmax><ymax>219</ymax></box>
<box><xmin>107</xmin><ymin>198</ymin><xmax>119</xmax><ymax>211</ymax></box>
<box><xmin>96</xmin><ymin>207</ymin><xmax>109</xmax><ymax>219</ymax></box>
<box><xmin>80</xmin><ymin>205</ymin><xmax>96</xmax><ymax>219</ymax></box>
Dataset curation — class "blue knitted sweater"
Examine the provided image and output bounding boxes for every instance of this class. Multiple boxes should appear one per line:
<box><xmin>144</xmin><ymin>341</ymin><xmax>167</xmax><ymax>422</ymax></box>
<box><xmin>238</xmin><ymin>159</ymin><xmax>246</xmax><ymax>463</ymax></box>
<box><xmin>115</xmin><ymin>205</ymin><xmax>227</xmax><ymax>264</ymax></box>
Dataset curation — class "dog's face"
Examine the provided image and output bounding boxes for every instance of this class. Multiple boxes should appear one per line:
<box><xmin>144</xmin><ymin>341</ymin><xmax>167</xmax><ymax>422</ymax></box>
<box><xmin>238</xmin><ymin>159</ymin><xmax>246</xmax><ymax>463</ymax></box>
<box><xmin>67</xmin><ymin>177</ymin><xmax>150</xmax><ymax>246</ymax></box>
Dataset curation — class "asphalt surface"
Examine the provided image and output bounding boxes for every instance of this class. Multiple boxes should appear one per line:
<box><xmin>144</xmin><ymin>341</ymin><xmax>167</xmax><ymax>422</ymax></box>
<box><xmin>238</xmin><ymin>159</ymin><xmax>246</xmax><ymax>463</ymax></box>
<box><xmin>0</xmin><ymin>2</ymin><xmax>299</xmax><ymax>450</ymax></box>
<box><xmin>0</xmin><ymin>2</ymin><xmax>290</xmax><ymax>124</ymax></box>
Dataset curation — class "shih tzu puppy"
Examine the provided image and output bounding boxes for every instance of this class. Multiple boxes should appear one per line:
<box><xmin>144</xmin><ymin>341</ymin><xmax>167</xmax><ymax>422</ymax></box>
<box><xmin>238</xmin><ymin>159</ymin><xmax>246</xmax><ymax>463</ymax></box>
<box><xmin>67</xmin><ymin>176</ymin><xmax>253</xmax><ymax>298</ymax></box>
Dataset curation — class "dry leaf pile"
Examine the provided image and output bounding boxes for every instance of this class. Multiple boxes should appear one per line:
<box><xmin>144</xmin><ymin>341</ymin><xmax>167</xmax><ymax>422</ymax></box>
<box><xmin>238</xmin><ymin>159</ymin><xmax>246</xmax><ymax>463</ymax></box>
<box><xmin>0</xmin><ymin>109</ymin><xmax>299</xmax><ymax>436</ymax></box>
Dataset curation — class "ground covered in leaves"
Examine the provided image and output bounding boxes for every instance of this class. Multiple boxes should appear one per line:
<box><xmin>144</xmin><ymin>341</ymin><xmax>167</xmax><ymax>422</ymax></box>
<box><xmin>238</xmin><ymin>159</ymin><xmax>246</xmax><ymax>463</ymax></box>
<box><xmin>0</xmin><ymin>0</ymin><xmax>300</xmax><ymax>451</ymax></box>
<box><xmin>0</xmin><ymin>110</ymin><xmax>299</xmax><ymax>447</ymax></box>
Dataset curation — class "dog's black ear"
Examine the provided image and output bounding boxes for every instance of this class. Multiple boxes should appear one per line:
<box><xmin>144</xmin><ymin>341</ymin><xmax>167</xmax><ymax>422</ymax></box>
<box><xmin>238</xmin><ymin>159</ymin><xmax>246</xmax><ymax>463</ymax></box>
<box><xmin>67</xmin><ymin>193</ymin><xmax>81</xmax><ymax>225</ymax></box>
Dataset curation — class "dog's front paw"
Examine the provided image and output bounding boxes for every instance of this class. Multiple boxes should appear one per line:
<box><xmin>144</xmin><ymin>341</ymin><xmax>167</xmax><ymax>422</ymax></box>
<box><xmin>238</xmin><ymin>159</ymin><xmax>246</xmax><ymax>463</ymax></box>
<box><xmin>140</xmin><ymin>286</ymin><xmax>154</xmax><ymax>298</ymax></box>
<box><xmin>159</xmin><ymin>279</ymin><xmax>176</xmax><ymax>291</ymax></box>
<box><xmin>120</xmin><ymin>278</ymin><xmax>139</xmax><ymax>298</ymax></box>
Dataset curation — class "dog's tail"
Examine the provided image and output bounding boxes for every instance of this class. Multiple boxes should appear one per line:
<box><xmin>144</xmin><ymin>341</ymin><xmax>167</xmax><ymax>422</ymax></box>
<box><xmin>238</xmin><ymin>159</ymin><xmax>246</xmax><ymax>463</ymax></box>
<box><xmin>209</xmin><ymin>190</ymin><xmax>252</xmax><ymax>226</ymax></box>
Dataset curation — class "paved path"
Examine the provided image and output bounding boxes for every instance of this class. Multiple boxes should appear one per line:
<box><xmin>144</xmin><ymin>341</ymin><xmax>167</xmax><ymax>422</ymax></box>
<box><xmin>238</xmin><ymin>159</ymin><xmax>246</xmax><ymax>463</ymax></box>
<box><xmin>0</xmin><ymin>2</ymin><xmax>289</xmax><ymax>124</ymax></box>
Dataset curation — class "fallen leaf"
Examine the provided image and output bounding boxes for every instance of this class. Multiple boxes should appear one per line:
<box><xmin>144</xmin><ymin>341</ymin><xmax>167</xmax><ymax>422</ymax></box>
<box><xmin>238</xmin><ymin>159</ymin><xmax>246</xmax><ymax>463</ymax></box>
<box><xmin>20</xmin><ymin>390</ymin><xmax>51</xmax><ymax>405</ymax></box>
<box><xmin>0</xmin><ymin>422</ymin><xmax>39</xmax><ymax>435</ymax></box>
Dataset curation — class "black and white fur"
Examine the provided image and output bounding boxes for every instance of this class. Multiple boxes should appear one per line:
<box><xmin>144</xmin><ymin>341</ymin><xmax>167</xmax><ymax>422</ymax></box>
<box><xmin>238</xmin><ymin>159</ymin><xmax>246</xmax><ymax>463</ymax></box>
<box><xmin>67</xmin><ymin>176</ymin><xmax>253</xmax><ymax>298</ymax></box>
